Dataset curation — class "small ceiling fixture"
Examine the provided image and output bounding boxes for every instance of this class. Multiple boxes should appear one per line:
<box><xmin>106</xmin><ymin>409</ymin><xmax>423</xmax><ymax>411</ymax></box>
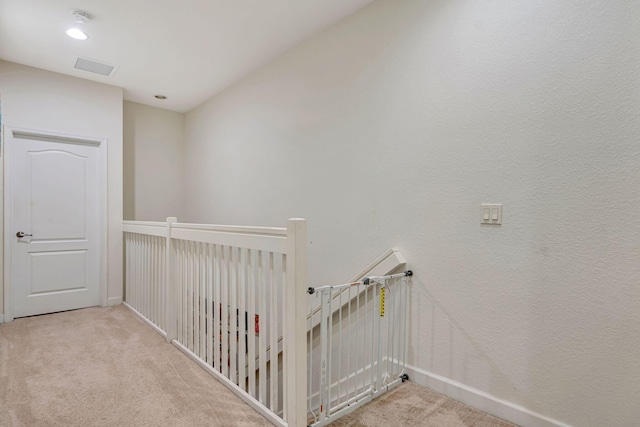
<box><xmin>71</xmin><ymin>10</ymin><xmax>92</xmax><ymax>24</ymax></box>
<box><xmin>66</xmin><ymin>9</ymin><xmax>91</xmax><ymax>40</ymax></box>
<box><xmin>155</xmin><ymin>95</ymin><xmax>167</xmax><ymax>100</ymax></box>
<box><xmin>66</xmin><ymin>28</ymin><xmax>88</xmax><ymax>40</ymax></box>
<box><xmin>74</xmin><ymin>57</ymin><xmax>116</xmax><ymax>76</ymax></box>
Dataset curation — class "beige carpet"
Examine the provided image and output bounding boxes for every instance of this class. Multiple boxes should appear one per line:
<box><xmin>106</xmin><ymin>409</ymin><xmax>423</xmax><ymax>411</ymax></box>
<box><xmin>0</xmin><ymin>305</ymin><xmax>271</xmax><ymax>427</ymax></box>
<box><xmin>327</xmin><ymin>382</ymin><xmax>517</xmax><ymax>427</ymax></box>
<box><xmin>0</xmin><ymin>305</ymin><xmax>517</xmax><ymax>427</ymax></box>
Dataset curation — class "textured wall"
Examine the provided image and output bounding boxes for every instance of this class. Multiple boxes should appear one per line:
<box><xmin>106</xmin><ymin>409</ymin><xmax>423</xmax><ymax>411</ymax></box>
<box><xmin>123</xmin><ymin>101</ymin><xmax>185</xmax><ymax>221</ymax></box>
<box><xmin>183</xmin><ymin>1</ymin><xmax>640</xmax><ymax>425</ymax></box>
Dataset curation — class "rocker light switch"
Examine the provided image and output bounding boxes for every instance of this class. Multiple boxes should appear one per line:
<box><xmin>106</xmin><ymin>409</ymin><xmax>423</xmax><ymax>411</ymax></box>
<box><xmin>481</xmin><ymin>204</ymin><xmax>502</xmax><ymax>225</ymax></box>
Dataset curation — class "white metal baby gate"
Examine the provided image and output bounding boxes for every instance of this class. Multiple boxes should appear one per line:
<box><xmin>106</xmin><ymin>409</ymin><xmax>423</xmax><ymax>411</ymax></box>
<box><xmin>123</xmin><ymin>218</ymin><xmax>411</xmax><ymax>427</ymax></box>
<box><xmin>306</xmin><ymin>272</ymin><xmax>412</xmax><ymax>427</ymax></box>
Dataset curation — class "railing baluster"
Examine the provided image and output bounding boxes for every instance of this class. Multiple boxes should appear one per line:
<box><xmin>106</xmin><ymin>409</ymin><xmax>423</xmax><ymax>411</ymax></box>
<box><xmin>154</xmin><ymin>236</ymin><xmax>158</xmax><ymax>324</ymax></box>
<box><xmin>185</xmin><ymin>240</ymin><xmax>189</xmax><ymax>346</ymax></box>
<box><xmin>319</xmin><ymin>288</ymin><xmax>329</xmax><ymax>423</ymax></box>
<box><xmin>389</xmin><ymin>282</ymin><xmax>392</xmax><ymax>376</ymax></box>
<box><xmin>229</xmin><ymin>246</ymin><xmax>238</xmax><ymax>385</ymax></box>
<box><xmin>206</xmin><ymin>243</ymin><xmax>213</xmax><ymax>366</ymax></box>
<box><xmin>141</xmin><ymin>234</ymin><xmax>145</xmax><ymax>313</ymax></box>
<box><xmin>187</xmin><ymin>241</ymin><xmax>194</xmax><ymax>351</ymax></box>
<box><xmin>194</xmin><ymin>242</ymin><xmax>201</xmax><ymax>357</ymax></box>
<box><xmin>259</xmin><ymin>251</ymin><xmax>267</xmax><ymax>405</ymax></box>
<box><xmin>357</xmin><ymin>285</ymin><xmax>362</xmax><ymax>395</ymax></box>
<box><xmin>269</xmin><ymin>252</ymin><xmax>278</xmax><ymax>412</ymax></box>
<box><xmin>193</xmin><ymin>241</ymin><xmax>198</xmax><ymax>354</ymax></box>
<box><xmin>307</xmin><ymin>292</ymin><xmax>313</xmax><ymax>421</ymax></box>
<box><xmin>175</xmin><ymin>240</ymin><xmax>180</xmax><ymax>342</ymax></box>
<box><xmin>180</xmin><ymin>240</ymin><xmax>185</xmax><ymax>347</ymax></box>
<box><xmin>137</xmin><ymin>234</ymin><xmax>141</xmax><ymax>312</ymax></box>
<box><xmin>145</xmin><ymin>235</ymin><xmax>150</xmax><ymax>320</ymax></box>
<box><xmin>157</xmin><ymin>236</ymin><xmax>161</xmax><ymax>327</ymax></box>
<box><xmin>214</xmin><ymin>244</ymin><xmax>221</xmax><ymax>373</ymax></box>
<box><xmin>131</xmin><ymin>234</ymin><xmax>136</xmax><ymax>311</ymax></box>
<box><xmin>221</xmin><ymin>245</ymin><xmax>230</xmax><ymax>379</ymax></box>
<box><xmin>217</xmin><ymin>243</ymin><xmax>221</xmax><ymax>360</ymax></box>
<box><xmin>195</xmin><ymin>241</ymin><xmax>201</xmax><ymax>354</ymax></box>
<box><xmin>144</xmin><ymin>235</ymin><xmax>148</xmax><ymax>318</ymax></box>
<box><xmin>375</xmin><ymin>283</ymin><xmax>381</xmax><ymax>392</ymax></box>
<box><xmin>139</xmin><ymin>235</ymin><xmax>144</xmax><ymax>316</ymax></box>
<box><xmin>154</xmin><ymin>236</ymin><xmax>159</xmax><ymax>326</ymax></box>
<box><xmin>150</xmin><ymin>236</ymin><xmax>155</xmax><ymax>325</ymax></box>
<box><xmin>248</xmin><ymin>248</ymin><xmax>257</xmax><ymax>398</ymax></box>
<box><xmin>163</xmin><ymin>232</ymin><xmax>169</xmax><ymax>335</ymax></box>
<box><xmin>278</xmin><ymin>253</ymin><xmax>285</xmax><ymax>412</ymax></box>
<box><xmin>403</xmin><ymin>278</ymin><xmax>409</xmax><ymax>375</ymax></box>
<box><xmin>201</xmin><ymin>242</ymin><xmax>207</xmax><ymax>360</ymax></box>
<box><xmin>152</xmin><ymin>236</ymin><xmax>155</xmax><ymax>326</ymax></box>
<box><xmin>338</xmin><ymin>288</ymin><xmax>343</xmax><ymax>406</ymax></box>
<box><xmin>178</xmin><ymin>240</ymin><xmax>187</xmax><ymax>344</ymax></box>
<box><xmin>180</xmin><ymin>240</ymin><xmax>185</xmax><ymax>346</ymax></box>
<box><xmin>152</xmin><ymin>236</ymin><xmax>157</xmax><ymax>326</ymax></box>
<box><xmin>347</xmin><ymin>286</ymin><xmax>352</xmax><ymax>402</ymax></box>
<box><xmin>237</xmin><ymin>247</ymin><xmax>247</xmax><ymax>392</ymax></box>
<box><xmin>124</xmin><ymin>234</ymin><xmax>129</xmax><ymax>305</ymax></box>
<box><xmin>280</xmin><ymin>252</ymin><xmax>287</xmax><ymax>415</ymax></box>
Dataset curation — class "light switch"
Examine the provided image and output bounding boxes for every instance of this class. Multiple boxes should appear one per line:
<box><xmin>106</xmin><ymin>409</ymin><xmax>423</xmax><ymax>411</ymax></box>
<box><xmin>481</xmin><ymin>204</ymin><xmax>502</xmax><ymax>225</ymax></box>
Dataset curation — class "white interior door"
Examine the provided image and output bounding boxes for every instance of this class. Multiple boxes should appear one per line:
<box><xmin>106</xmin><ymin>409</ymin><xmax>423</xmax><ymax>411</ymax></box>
<box><xmin>11</xmin><ymin>132</ymin><xmax>101</xmax><ymax>318</ymax></box>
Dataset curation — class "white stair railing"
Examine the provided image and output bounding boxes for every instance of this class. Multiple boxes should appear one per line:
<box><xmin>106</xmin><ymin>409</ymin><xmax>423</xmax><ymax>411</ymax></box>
<box><xmin>123</xmin><ymin>217</ymin><xmax>410</xmax><ymax>427</ymax></box>
<box><xmin>123</xmin><ymin>221</ymin><xmax>167</xmax><ymax>337</ymax></box>
<box><xmin>123</xmin><ymin>218</ymin><xmax>307</xmax><ymax>427</ymax></box>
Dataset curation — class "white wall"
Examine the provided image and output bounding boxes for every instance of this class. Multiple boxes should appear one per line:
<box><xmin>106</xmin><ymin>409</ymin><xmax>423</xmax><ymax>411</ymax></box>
<box><xmin>0</xmin><ymin>60</ymin><xmax>124</xmax><ymax>311</ymax></box>
<box><xmin>182</xmin><ymin>1</ymin><xmax>640</xmax><ymax>426</ymax></box>
<box><xmin>123</xmin><ymin>101</ymin><xmax>185</xmax><ymax>221</ymax></box>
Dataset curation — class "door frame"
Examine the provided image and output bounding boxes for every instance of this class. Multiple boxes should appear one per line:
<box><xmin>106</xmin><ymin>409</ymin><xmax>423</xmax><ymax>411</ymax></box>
<box><xmin>3</xmin><ymin>126</ymin><xmax>108</xmax><ymax>322</ymax></box>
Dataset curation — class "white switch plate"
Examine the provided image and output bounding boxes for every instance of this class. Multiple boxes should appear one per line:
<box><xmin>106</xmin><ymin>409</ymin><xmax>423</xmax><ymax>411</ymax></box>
<box><xmin>481</xmin><ymin>204</ymin><xmax>502</xmax><ymax>225</ymax></box>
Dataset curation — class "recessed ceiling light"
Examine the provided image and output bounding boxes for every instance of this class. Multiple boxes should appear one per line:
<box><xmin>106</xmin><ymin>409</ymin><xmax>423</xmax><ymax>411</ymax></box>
<box><xmin>66</xmin><ymin>28</ymin><xmax>88</xmax><ymax>40</ymax></box>
<box><xmin>155</xmin><ymin>95</ymin><xmax>167</xmax><ymax>100</ymax></box>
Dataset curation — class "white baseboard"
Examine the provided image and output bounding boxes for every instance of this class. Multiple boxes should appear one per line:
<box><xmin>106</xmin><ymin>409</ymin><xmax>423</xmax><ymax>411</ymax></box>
<box><xmin>405</xmin><ymin>364</ymin><xmax>571</xmax><ymax>427</ymax></box>
<box><xmin>107</xmin><ymin>296</ymin><xmax>122</xmax><ymax>306</ymax></box>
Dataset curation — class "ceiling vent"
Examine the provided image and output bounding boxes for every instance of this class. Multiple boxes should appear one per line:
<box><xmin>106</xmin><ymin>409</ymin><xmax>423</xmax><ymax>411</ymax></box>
<box><xmin>74</xmin><ymin>57</ymin><xmax>116</xmax><ymax>77</ymax></box>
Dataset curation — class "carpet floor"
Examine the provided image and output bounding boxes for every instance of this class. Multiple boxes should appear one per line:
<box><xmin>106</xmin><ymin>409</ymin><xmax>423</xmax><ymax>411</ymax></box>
<box><xmin>0</xmin><ymin>305</ymin><xmax>517</xmax><ymax>427</ymax></box>
<box><xmin>327</xmin><ymin>382</ymin><xmax>517</xmax><ymax>427</ymax></box>
<box><xmin>0</xmin><ymin>305</ymin><xmax>271</xmax><ymax>427</ymax></box>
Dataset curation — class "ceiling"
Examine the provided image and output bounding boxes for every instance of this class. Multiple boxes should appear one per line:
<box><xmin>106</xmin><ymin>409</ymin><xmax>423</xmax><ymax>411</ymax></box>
<box><xmin>0</xmin><ymin>0</ymin><xmax>374</xmax><ymax>112</ymax></box>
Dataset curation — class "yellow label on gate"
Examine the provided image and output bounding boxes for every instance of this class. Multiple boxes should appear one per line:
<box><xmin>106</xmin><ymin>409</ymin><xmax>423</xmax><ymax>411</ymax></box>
<box><xmin>380</xmin><ymin>287</ymin><xmax>385</xmax><ymax>317</ymax></box>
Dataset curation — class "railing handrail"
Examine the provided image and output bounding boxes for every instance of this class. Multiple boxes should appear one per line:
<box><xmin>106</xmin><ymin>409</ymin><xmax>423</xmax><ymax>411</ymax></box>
<box><xmin>173</xmin><ymin>222</ymin><xmax>287</xmax><ymax>236</ymax></box>
<box><xmin>123</xmin><ymin>222</ymin><xmax>166</xmax><ymax>237</ymax></box>
<box><xmin>123</xmin><ymin>220</ymin><xmax>287</xmax><ymax>237</ymax></box>
<box><xmin>123</xmin><ymin>220</ymin><xmax>166</xmax><ymax>227</ymax></box>
<box><xmin>123</xmin><ymin>220</ymin><xmax>289</xmax><ymax>254</ymax></box>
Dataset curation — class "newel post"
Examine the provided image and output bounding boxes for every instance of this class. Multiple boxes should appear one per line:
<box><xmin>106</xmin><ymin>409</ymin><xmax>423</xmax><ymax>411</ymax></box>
<box><xmin>165</xmin><ymin>217</ymin><xmax>177</xmax><ymax>343</ymax></box>
<box><xmin>285</xmin><ymin>218</ymin><xmax>308</xmax><ymax>427</ymax></box>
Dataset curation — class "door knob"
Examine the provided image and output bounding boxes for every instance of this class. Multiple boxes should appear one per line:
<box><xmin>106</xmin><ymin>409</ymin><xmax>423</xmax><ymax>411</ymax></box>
<box><xmin>16</xmin><ymin>231</ymin><xmax>33</xmax><ymax>238</ymax></box>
